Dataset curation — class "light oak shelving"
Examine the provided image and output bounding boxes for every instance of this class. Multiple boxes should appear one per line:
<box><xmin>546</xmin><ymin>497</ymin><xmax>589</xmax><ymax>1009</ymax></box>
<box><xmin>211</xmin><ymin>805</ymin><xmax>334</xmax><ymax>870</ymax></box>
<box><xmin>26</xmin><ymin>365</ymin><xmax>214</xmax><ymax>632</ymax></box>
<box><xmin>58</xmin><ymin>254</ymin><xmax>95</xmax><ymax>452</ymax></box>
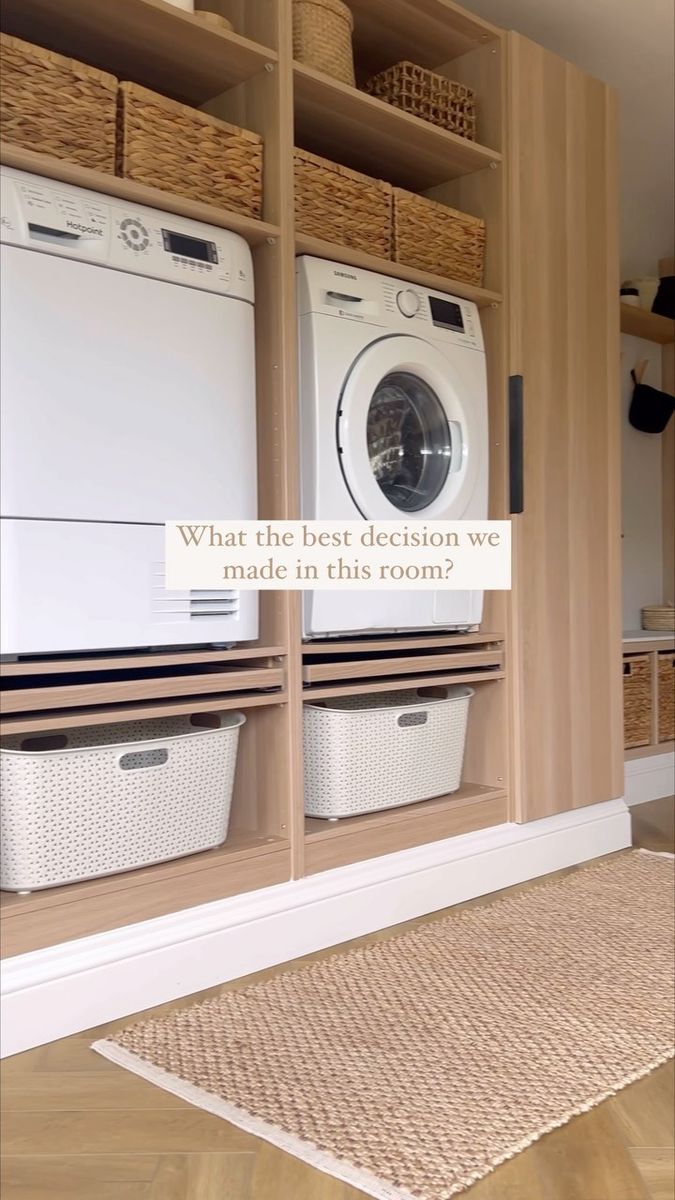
<box><xmin>0</xmin><ymin>143</ymin><xmax>281</xmax><ymax>244</ymax></box>
<box><xmin>620</xmin><ymin>303</ymin><xmax>674</xmax><ymax>345</ymax></box>
<box><xmin>0</xmin><ymin>0</ymin><xmax>278</xmax><ymax>103</ymax></box>
<box><xmin>293</xmin><ymin>61</ymin><xmax>501</xmax><ymax>189</ymax></box>
<box><xmin>1</xmin><ymin>0</ymin><xmax>591</xmax><ymax>953</ymax></box>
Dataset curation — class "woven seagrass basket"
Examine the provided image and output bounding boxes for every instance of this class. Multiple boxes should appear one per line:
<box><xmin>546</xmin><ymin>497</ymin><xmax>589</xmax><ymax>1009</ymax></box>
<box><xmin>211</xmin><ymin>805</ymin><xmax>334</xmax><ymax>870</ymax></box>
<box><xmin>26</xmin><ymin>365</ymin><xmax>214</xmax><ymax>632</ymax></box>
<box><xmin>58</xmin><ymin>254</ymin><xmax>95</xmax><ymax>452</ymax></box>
<box><xmin>294</xmin><ymin>147</ymin><xmax>392</xmax><ymax>257</ymax></box>
<box><xmin>292</xmin><ymin>0</ymin><xmax>355</xmax><ymax>85</ymax></box>
<box><xmin>363</xmin><ymin>61</ymin><xmax>476</xmax><ymax>140</ymax></box>
<box><xmin>658</xmin><ymin>652</ymin><xmax>675</xmax><ymax>742</ymax></box>
<box><xmin>0</xmin><ymin>33</ymin><xmax>117</xmax><ymax>172</ymax></box>
<box><xmin>392</xmin><ymin>188</ymin><xmax>485</xmax><ymax>285</ymax></box>
<box><xmin>117</xmin><ymin>82</ymin><xmax>263</xmax><ymax>218</ymax></box>
<box><xmin>641</xmin><ymin>605</ymin><xmax>675</xmax><ymax>632</ymax></box>
<box><xmin>623</xmin><ymin>654</ymin><xmax>652</xmax><ymax>749</ymax></box>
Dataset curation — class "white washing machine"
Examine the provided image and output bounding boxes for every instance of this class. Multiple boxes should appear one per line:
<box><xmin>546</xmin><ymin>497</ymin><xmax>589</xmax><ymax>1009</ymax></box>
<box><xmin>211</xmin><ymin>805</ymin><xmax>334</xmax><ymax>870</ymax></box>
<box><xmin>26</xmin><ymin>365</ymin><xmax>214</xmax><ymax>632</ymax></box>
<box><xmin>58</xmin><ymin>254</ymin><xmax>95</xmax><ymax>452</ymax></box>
<box><xmin>297</xmin><ymin>255</ymin><xmax>489</xmax><ymax>638</ymax></box>
<box><xmin>0</xmin><ymin>167</ymin><xmax>259</xmax><ymax>656</ymax></box>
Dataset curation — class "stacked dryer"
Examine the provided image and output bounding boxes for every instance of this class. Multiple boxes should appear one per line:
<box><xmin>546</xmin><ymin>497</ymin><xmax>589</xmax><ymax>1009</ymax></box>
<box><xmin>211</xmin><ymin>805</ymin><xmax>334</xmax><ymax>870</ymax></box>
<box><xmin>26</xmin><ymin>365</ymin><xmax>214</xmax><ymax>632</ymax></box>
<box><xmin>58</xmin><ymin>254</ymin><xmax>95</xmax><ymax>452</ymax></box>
<box><xmin>0</xmin><ymin>167</ymin><xmax>259</xmax><ymax>656</ymax></box>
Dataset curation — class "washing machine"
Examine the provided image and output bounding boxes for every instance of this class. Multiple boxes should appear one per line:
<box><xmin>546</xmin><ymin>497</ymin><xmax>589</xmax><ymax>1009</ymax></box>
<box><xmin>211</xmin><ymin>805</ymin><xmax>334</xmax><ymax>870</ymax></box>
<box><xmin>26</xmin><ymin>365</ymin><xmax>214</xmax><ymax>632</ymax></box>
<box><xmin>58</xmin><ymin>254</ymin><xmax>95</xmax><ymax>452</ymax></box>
<box><xmin>0</xmin><ymin>166</ymin><xmax>259</xmax><ymax>656</ymax></box>
<box><xmin>297</xmin><ymin>255</ymin><xmax>488</xmax><ymax>638</ymax></box>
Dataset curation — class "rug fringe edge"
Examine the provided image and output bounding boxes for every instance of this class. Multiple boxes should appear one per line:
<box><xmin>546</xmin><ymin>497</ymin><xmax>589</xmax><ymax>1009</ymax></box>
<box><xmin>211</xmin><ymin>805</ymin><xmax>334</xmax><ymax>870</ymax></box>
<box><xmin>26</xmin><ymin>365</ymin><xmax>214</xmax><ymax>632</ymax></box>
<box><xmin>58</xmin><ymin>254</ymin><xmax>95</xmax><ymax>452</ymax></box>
<box><xmin>90</xmin><ymin>1039</ymin><xmax>675</xmax><ymax>1200</ymax></box>
<box><xmin>638</xmin><ymin>848</ymin><xmax>675</xmax><ymax>859</ymax></box>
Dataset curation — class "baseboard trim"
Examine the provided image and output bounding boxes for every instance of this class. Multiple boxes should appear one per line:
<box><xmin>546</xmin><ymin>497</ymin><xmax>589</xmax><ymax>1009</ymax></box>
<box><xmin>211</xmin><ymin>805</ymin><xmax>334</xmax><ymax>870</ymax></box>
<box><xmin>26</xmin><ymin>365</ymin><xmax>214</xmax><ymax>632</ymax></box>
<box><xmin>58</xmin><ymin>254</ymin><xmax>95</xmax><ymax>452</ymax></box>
<box><xmin>625</xmin><ymin>752</ymin><xmax>675</xmax><ymax>806</ymax></box>
<box><xmin>1</xmin><ymin>798</ymin><xmax>631</xmax><ymax>1057</ymax></box>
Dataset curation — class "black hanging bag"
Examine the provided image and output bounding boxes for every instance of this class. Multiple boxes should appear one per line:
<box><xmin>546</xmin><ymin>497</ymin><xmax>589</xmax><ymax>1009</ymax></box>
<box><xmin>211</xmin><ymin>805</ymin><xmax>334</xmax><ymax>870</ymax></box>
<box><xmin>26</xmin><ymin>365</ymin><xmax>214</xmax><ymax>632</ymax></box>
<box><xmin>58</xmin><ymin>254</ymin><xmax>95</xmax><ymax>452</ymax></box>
<box><xmin>629</xmin><ymin>370</ymin><xmax>675</xmax><ymax>434</ymax></box>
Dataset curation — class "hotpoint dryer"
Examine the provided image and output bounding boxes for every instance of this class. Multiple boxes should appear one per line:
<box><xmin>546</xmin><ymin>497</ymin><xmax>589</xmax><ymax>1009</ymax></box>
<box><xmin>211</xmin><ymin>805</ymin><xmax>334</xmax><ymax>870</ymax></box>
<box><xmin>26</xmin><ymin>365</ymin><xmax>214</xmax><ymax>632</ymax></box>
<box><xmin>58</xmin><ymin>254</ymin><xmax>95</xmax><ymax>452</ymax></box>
<box><xmin>297</xmin><ymin>255</ymin><xmax>489</xmax><ymax>638</ymax></box>
<box><xmin>0</xmin><ymin>166</ymin><xmax>258</xmax><ymax>656</ymax></box>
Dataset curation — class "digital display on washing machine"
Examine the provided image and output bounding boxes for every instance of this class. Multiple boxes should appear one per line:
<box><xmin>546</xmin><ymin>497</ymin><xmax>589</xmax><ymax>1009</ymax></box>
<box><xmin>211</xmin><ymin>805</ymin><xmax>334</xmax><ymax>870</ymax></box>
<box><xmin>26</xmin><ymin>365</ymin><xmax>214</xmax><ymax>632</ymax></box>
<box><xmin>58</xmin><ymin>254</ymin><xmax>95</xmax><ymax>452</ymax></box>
<box><xmin>162</xmin><ymin>230</ymin><xmax>218</xmax><ymax>263</ymax></box>
<box><xmin>429</xmin><ymin>296</ymin><xmax>464</xmax><ymax>332</ymax></box>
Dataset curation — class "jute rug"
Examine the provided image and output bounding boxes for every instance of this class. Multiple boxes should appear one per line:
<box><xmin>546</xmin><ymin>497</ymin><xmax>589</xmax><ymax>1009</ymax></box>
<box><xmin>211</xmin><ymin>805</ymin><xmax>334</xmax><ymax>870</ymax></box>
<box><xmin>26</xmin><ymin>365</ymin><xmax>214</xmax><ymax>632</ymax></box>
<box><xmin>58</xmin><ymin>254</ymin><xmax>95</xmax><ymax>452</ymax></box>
<box><xmin>93</xmin><ymin>850</ymin><xmax>675</xmax><ymax>1200</ymax></box>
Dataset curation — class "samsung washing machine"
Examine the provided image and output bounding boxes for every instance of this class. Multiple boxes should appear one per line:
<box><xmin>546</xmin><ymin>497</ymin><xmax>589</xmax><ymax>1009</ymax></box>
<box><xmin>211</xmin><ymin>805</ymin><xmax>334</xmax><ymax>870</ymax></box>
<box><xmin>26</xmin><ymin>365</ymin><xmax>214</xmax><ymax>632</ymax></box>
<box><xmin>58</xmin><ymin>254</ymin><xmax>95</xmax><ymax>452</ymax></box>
<box><xmin>297</xmin><ymin>255</ymin><xmax>489</xmax><ymax>638</ymax></box>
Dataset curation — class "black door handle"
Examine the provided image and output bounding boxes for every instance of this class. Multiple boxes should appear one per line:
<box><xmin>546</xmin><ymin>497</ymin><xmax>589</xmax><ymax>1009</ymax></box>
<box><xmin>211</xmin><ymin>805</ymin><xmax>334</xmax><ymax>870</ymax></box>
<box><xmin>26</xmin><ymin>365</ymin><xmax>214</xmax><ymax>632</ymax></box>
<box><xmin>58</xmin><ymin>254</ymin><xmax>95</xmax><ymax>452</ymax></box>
<box><xmin>509</xmin><ymin>375</ymin><xmax>524</xmax><ymax>514</ymax></box>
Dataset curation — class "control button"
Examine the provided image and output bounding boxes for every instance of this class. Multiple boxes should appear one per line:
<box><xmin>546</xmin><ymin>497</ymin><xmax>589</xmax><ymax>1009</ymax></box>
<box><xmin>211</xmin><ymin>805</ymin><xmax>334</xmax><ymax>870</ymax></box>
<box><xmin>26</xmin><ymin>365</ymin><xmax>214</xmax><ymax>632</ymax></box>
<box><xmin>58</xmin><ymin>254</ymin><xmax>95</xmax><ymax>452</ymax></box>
<box><xmin>120</xmin><ymin>218</ymin><xmax>149</xmax><ymax>248</ymax></box>
<box><xmin>396</xmin><ymin>289</ymin><xmax>420</xmax><ymax>318</ymax></box>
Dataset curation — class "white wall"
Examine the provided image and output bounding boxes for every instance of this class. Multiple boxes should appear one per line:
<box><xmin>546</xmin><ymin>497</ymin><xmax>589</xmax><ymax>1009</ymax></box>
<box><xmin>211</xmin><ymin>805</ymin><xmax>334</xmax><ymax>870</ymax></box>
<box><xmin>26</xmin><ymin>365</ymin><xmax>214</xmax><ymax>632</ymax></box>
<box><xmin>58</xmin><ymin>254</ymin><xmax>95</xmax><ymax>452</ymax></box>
<box><xmin>464</xmin><ymin>0</ymin><xmax>675</xmax><ymax>280</ymax></box>
<box><xmin>621</xmin><ymin>334</ymin><xmax>663</xmax><ymax>630</ymax></box>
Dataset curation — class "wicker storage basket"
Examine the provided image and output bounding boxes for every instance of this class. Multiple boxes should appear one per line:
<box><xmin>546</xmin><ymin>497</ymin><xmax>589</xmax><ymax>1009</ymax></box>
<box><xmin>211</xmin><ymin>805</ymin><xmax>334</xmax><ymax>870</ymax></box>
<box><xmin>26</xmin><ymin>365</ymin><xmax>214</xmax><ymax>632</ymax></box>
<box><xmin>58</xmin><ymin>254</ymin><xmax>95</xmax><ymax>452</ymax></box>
<box><xmin>657</xmin><ymin>652</ymin><xmax>675</xmax><ymax>742</ymax></box>
<box><xmin>304</xmin><ymin>685</ymin><xmax>473</xmax><ymax>819</ymax></box>
<box><xmin>623</xmin><ymin>654</ymin><xmax>652</xmax><ymax>749</ymax></box>
<box><xmin>117</xmin><ymin>82</ymin><xmax>263</xmax><ymax>218</ymax></box>
<box><xmin>363</xmin><ymin>61</ymin><xmax>476</xmax><ymax>140</ymax></box>
<box><xmin>294</xmin><ymin>147</ymin><xmax>392</xmax><ymax>257</ymax></box>
<box><xmin>0</xmin><ymin>33</ymin><xmax>117</xmax><ymax>172</ymax></box>
<box><xmin>641</xmin><ymin>605</ymin><xmax>675</xmax><ymax>632</ymax></box>
<box><xmin>293</xmin><ymin>0</ymin><xmax>355</xmax><ymax>86</ymax></box>
<box><xmin>392</xmin><ymin>188</ymin><xmax>485</xmax><ymax>285</ymax></box>
<box><xmin>0</xmin><ymin>712</ymin><xmax>244</xmax><ymax>892</ymax></box>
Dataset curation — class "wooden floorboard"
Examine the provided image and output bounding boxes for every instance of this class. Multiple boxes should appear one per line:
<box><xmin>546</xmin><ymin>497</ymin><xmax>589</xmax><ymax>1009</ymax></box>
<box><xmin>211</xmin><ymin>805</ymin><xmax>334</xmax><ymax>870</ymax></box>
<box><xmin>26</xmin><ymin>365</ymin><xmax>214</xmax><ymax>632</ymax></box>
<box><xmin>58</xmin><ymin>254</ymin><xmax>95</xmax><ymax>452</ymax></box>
<box><xmin>1</xmin><ymin>796</ymin><xmax>673</xmax><ymax>1199</ymax></box>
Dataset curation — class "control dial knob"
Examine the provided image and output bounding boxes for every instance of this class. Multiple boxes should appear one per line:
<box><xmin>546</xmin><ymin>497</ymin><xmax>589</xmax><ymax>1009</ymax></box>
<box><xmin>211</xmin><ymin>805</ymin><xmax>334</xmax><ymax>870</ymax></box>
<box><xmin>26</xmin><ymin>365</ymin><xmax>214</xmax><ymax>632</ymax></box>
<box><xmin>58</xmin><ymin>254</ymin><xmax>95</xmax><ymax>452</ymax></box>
<box><xmin>396</xmin><ymin>288</ymin><xmax>420</xmax><ymax>317</ymax></box>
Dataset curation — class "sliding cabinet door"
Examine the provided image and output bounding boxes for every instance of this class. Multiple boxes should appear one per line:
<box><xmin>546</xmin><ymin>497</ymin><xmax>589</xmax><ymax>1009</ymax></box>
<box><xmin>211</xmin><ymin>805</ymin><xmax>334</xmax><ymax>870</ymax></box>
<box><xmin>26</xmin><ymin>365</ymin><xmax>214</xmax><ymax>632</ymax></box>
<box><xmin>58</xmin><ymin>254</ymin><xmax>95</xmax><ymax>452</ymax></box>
<box><xmin>506</xmin><ymin>34</ymin><xmax>623</xmax><ymax>821</ymax></box>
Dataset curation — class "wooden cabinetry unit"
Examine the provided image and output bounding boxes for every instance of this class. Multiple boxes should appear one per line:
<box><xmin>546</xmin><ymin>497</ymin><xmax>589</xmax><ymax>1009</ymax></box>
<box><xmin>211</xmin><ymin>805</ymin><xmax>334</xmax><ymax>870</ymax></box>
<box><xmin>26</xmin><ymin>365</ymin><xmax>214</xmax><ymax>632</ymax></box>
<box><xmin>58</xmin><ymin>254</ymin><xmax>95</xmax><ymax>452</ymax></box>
<box><xmin>0</xmin><ymin>1</ymin><xmax>624</xmax><ymax>956</ymax></box>
<box><xmin>506</xmin><ymin>35</ymin><xmax>623</xmax><ymax>821</ymax></box>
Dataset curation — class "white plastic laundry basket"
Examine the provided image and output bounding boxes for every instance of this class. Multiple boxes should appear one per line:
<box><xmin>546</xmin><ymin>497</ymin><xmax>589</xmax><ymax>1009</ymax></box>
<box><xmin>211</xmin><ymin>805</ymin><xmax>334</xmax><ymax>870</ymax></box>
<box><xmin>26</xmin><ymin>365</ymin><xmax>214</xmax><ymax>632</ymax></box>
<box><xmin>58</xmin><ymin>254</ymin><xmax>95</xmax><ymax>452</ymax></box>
<box><xmin>304</xmin><ymin>685</ymin><xmax>473</xmax><ymax>819</ymax></box>
<box><xmin>0</xmin><ymin>712</ymin><xmax>245</xmax><ymax>892</ymax></box>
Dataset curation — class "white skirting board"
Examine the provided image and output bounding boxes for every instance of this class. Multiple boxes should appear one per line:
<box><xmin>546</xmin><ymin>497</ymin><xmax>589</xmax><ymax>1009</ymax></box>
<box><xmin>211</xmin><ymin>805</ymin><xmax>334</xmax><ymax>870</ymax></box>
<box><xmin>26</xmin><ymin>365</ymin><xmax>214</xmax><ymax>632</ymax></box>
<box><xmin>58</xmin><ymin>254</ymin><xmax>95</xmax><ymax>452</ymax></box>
<box><xmin>625</xmin><ymin>752</ymin><xmax>675</xmax><ymax>806</ymax></box>
<box><xmin>1</xmin><ymin>798</ymin><xmax>631</xmax><ymax>1057</ymax></box>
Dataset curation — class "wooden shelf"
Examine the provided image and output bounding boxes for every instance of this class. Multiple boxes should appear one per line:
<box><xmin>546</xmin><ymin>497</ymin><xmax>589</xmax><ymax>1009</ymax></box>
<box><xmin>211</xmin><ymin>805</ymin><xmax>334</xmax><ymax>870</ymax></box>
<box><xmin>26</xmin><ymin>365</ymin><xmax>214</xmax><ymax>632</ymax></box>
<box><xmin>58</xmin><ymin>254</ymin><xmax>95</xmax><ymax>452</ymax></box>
<box><xmin>625</xmin><ymin>740</ymin><xmax>674</xmax><ymax>761</ymax></box>
<box><xmin>293</xmin><ymin>62</ymin><xmax>501</xmax><ymax>190</ymax></box>
<box><xmin>0</xmin><ymin>143</ymin><xmax>281</xmax><ymax>245</ymax></box>
<box><xmin>620</xmin><ymin>303</ymin><xmax>675</xmax><ymax>345</ymax></box>
<box><xmin>0</xmin><ymin>0</ymin><xmax>277</xmax><ymax>105</ymax></box>
<box><xmin>1</xmin><ymin>645</ymin><xmax>285</xmax><ymax>677</ymax></box>
<box><xmin>295</xmin><ymin>231</ymin><xmax>501</xmax><ymax>306</ymax></box>
<box><xmin>304</xmin><ymin>784</ymin><xmax>508</xmax><ymax>873</ymax></box>
<box><xmin>303</xmin><ymin>648</ymin><xmax>502</xmax><ymax>685</ymax></box>
<box><xmin>303</xmin><ymin>632</ymin><xmax>504</xmax><ymax>654</ymax></box>
<box><xmin>0</xmin><ymin>832</ymin><xmax>290</xmax><ymax>958</ymax></box>
<box><xmin>0</xmin><ymin>690</ymin><xmax>288</xmax><ymax>737</ymax></box>
<box><xmin>345</xmin><ymin>0</ymin><xmax>500</xmax><ymax>78</ymax></box>
<box><xmin>303</xmin><ymin>670</ymin><xmax>504</xmax><ymax>702</ymax></box>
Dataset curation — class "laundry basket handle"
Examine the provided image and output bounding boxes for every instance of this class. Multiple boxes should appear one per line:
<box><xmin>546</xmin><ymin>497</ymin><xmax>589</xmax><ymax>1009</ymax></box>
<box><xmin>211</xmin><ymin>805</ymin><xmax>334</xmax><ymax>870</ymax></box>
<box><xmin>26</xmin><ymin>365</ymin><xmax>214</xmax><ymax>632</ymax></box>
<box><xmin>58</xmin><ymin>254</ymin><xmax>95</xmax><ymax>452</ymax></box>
<box><xmin>117</xmin><ymin>747</ymin><xmax>170</xmax><ymax>771</ymax></box>
<box><xmin>397</xmin><ymin>711</ymin><xmax>428</xmax><ymax>728</ymax></box>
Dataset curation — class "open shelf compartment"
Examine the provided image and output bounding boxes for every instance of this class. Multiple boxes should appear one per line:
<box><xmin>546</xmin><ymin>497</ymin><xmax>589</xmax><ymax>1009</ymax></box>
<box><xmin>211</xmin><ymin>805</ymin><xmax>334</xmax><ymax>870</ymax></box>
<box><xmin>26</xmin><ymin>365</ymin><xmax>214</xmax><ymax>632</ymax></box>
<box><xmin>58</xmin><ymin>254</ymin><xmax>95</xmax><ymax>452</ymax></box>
<box><xmin>0</xmin><ymin>697</ymin><xmax>293</xmax><ymax>956</ymax></box>
<box><xmin>0</xmin><ymin>0</ymin><xmax>278</xmax><ymax>105</ymax></box>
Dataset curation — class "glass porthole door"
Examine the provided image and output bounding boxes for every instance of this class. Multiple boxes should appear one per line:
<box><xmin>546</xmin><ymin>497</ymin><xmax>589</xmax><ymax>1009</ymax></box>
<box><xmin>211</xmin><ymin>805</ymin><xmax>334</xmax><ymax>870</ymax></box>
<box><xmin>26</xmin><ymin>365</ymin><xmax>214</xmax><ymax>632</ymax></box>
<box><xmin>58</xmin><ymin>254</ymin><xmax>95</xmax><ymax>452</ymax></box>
<box><xmin>337</xmin><ymin>336</ymin><xmax>477</xmax><ymax>521</ymax></box>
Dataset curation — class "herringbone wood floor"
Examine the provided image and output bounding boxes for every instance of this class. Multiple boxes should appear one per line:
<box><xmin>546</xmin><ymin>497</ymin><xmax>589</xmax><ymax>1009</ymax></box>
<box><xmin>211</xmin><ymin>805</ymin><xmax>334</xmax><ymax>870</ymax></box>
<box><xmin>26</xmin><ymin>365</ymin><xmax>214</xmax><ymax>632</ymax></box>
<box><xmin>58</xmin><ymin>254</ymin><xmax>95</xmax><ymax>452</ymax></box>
<box><xmin>2</xmin><ymin>797</ymin><xmax>673</xmax><ymax>1200</ymax></box>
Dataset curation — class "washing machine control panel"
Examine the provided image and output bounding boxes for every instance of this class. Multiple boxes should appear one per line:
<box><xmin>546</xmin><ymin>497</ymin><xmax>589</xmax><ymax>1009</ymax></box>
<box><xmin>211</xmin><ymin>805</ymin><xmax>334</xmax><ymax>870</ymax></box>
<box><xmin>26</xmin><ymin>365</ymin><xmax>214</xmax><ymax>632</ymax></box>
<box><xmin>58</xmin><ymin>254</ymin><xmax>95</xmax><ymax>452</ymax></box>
<box><xmin>0</xmin><ymin>166</ymin><xmax>254</xmax><ymax>302</ymax></box>
<box><xmin>395</xmin><ymin>288</ymin><xmax>420</xmax><ymax>317</ymax></box>
<box><xmin>297</xmin><ymin>258</ymin><xmax>483</xmax><ymax>349</ymax></box>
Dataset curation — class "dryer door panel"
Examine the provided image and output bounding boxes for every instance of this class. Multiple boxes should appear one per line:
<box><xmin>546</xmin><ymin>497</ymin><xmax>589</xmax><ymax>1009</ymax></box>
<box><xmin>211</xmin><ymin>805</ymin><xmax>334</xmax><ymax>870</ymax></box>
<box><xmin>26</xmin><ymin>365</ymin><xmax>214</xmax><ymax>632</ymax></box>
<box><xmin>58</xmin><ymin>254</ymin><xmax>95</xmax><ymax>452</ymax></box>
<box><xmin>0</xmin><ymin>246</ymin><xmax>257</xmax><ymax>523</ymax></box>
<box><xmin>337</xmin><ymin>335</ymin><xmax>486</xmax><ymax>521</ymax></box>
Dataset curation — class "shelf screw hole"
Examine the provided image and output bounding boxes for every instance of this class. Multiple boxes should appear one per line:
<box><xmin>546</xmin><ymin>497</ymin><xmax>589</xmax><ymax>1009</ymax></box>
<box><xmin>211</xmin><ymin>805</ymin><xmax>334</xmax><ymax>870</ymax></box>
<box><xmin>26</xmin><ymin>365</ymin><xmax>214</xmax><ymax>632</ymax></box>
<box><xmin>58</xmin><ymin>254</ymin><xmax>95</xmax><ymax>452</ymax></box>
<box><xmin>266</xmin><ymin>236</ymin><xmax>277</xmax><ymax>245</ymax></box>
<box><xmin>265</xmin><ymin>62</ymin><xmax>275</xmax><ymax>72</ymax></box>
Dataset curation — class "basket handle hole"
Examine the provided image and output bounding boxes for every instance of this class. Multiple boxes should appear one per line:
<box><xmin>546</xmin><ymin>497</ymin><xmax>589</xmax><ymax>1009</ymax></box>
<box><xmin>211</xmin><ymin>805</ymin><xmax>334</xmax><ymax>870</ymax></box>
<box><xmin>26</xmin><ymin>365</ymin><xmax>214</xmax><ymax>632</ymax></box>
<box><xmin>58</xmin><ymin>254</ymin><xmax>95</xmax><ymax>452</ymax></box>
<box><xmin>119</xmin><ymin>748</ymin><xmax>169</xmax><ymax>771</ymax></box>
<box><xmin>398</xmin><ymin>712</ymin><xmax>428</xmax><ymax>728</ymax></box>
<box><xmin>20</xmin><ymin>734</ymin><xmax>68</xmax><ymax>752</ymax></box>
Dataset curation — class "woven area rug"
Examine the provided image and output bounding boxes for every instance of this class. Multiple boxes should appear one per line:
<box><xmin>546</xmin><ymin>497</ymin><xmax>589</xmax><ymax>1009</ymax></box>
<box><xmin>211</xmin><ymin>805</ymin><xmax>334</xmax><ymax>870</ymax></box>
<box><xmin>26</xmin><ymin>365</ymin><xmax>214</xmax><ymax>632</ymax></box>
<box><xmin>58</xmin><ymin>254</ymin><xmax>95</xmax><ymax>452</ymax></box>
<box><xmin>93</xmin><ymin>850</ymin><xmax>675</xmax><ymax>1200</ymax></box>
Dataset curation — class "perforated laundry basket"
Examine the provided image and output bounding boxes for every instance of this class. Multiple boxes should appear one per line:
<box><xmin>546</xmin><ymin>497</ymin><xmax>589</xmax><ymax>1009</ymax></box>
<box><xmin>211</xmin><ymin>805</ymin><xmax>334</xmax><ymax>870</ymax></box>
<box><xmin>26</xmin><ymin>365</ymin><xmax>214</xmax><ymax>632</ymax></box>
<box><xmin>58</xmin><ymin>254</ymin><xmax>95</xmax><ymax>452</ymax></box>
<box><xmin>304</xmin><ymin>686</ymin><xmax>473</xmax><ymax>819</ymax></box>
<box><xmin>0</xmin><ymin>712</ymin><xmax>244</xmax><ymax>892</ymax></box>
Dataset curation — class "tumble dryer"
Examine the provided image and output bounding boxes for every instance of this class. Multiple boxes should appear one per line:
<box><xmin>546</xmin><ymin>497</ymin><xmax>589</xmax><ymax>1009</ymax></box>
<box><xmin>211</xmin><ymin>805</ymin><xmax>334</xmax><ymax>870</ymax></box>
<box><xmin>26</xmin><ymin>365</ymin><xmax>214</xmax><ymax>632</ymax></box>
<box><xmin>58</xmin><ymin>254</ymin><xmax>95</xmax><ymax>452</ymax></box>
<box><xmin>0</xmin><ymin>167</ymin><xmax>259</xmax><ymax>655</ymax></box>
<box><xmin>297</xmin><ymin>255</ymin><xmax>489</xmax><ymax>638</ymax></box>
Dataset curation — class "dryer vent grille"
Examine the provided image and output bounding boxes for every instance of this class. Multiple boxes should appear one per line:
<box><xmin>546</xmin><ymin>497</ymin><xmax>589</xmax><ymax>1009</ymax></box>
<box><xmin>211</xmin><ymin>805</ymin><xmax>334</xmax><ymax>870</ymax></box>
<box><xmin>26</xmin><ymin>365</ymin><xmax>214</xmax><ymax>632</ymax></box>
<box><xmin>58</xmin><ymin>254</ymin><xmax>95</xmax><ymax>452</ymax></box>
<box><xmin>151</xmin><ymin>564</ymin><xmax>239</xmax><ymax>623</ymax></box>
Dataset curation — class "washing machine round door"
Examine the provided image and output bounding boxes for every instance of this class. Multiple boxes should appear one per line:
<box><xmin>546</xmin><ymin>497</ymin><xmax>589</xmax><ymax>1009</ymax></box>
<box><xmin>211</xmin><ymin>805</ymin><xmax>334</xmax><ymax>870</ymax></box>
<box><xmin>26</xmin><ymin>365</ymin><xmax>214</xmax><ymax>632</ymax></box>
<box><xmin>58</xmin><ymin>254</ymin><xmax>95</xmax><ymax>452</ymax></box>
<box><xmin>337</xmin><ymin>335</ymin><xmax>480</xmax><ymax>519</ymax></box>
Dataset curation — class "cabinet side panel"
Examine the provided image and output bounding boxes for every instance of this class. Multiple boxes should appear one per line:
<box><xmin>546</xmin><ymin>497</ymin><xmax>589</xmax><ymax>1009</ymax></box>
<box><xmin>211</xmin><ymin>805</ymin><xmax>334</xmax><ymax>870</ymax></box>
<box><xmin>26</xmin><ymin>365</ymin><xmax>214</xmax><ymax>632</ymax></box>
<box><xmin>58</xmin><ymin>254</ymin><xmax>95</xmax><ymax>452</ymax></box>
<box><xmin>507</xmin><ymin>34</ymin><xmax>622</xmax><ymax>820</ymax></box>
